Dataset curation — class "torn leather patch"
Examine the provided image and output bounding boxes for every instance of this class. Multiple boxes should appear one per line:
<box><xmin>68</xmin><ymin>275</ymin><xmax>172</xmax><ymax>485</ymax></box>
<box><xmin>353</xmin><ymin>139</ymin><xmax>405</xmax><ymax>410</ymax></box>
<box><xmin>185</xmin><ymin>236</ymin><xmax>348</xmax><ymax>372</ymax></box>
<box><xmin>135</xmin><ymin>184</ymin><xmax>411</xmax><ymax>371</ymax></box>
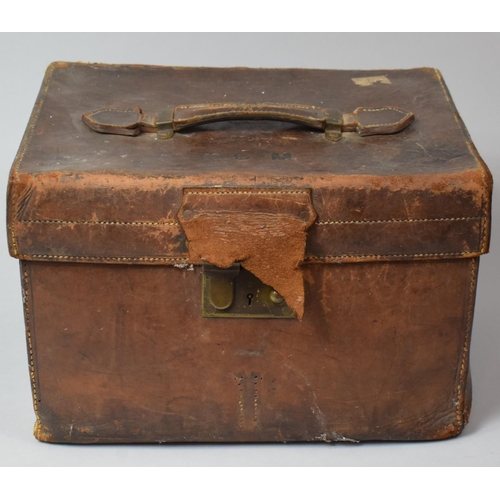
<box><xmin>178</xmin><ymin>188</ymin><xmax>316</xmax><ymax>319</ymax></box>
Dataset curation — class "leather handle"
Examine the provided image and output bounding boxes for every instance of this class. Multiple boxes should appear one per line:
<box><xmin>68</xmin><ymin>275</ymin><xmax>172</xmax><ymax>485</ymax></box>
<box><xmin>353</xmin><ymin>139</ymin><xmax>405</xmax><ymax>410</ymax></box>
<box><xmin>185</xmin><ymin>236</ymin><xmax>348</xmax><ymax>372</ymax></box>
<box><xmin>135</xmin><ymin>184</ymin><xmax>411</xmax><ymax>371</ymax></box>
<box><xmin>172</xmin><ymin>103</ymin><xmax>329</xmax><ymax>131</ymax></box>
<box><xmin>82</xmin><ymin>103</ymin><xmax>414</xmax><ymax>141</ymax></box>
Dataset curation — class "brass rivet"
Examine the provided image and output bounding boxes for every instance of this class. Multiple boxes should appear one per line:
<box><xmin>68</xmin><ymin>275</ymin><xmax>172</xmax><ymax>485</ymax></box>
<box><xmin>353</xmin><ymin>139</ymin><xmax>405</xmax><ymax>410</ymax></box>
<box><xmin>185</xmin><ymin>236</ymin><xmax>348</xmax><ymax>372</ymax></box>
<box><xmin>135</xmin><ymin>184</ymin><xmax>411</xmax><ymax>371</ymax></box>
<box><xmin>182</xmin><ymin>209</ymin><xmax>194</xmax><ymax>220</ymax></box>
<box><xmin>299</xmin><ymin>210</ymin><xmax>310</xmax><ymax>222</ymax></box>
<box><xmin>270</xmin><ymin>289</ymin><xmax>285</xmax><ymax>304</ymax></box>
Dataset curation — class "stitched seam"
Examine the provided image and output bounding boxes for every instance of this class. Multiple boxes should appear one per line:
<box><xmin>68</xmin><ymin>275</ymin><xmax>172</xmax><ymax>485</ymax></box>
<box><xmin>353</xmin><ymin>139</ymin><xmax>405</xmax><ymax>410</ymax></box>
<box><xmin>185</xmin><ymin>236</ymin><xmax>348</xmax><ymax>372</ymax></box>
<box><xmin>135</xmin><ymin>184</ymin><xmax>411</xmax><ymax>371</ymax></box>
<box><xmin>316</xmin><ymin>216</ymin><xmax>482</xmax><ymax>226</ymax></box>
<box><xmin>253</xmin><ymin>375</ymin><xmax>260</xmax><ymax>430</ymax></box>
<box><xmin>357</xmin><ymin>107</ymin><xmax>408</xmax><ymax>128</ymax></box>
<box><xmin>9</xmin><ymin>222</ymin><xmax>19</xmax><ymax>257</ymax></box>
<box><xmin>22</xmin><ymin>264</ymin><xmax>41</xmax><ymax>433</ymax></box>
<box><xmin>179</xmin><ymin>111</ymin><xmax>320</xmax><ymax>123</ymax></box>
<box><xmin>18</xmin><ymin>215</ymin><xmax>482</xmax><ymax>227</ymax></box>
<box><xmin>176</xmin><ymin>103</ymin><xmax>318</xmax><ymax>111</ymax></box>
<box><xmin>22</xmin><ymin>255</ymin><xmax>187</xmax><ymax>262</ymax></box>
<box><xmin>479</xmin><ymin>205</ymin><xmax>487</xmax><ymax>254</ymax></box>
<box><xmin>305</xmin><ymin>251</ymin><xmax>475</xmax><ymax>260</ymax></box>
<box><xmin>456</xmin><ymin>258</ymin><xmax>477</xmax><ymax>428</ymax></box>
<box><xmin>87</xmin><ymin>108</ymin><xmax>138</xmax><ymax>116</ymax></box>
<box><xmin>359</xmin><ymin>107</ymin><xmax>405</xmax><ymax>113</ymax></box>
<box><xmin>236</xmin><ymin>376</ymin><xmax>244</xmax><ymax>431</ymax></box>
<box><xmin>184</xmin><ymin>190</ymin><xmax>308</xmax><ymax>195</ymax></box>
<box><xmin>17</xmin><ymin>252</ymin><xmax>477</xmax><ymax>262</ymax></box>
<box><xmin>20</xmin><ymin>219</ymin><xmax>180</xmax><ymax>227</ymax></box>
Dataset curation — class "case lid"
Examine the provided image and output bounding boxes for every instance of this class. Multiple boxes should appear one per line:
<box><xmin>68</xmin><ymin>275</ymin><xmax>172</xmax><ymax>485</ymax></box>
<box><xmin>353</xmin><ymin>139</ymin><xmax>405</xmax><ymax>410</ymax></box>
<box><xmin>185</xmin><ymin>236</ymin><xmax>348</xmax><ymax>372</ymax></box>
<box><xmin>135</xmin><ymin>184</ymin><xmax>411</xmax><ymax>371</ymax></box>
<box><xmin>7</xmin><ymin>63</ymin><xmax>492</xmax><ymax>268</ymax></box>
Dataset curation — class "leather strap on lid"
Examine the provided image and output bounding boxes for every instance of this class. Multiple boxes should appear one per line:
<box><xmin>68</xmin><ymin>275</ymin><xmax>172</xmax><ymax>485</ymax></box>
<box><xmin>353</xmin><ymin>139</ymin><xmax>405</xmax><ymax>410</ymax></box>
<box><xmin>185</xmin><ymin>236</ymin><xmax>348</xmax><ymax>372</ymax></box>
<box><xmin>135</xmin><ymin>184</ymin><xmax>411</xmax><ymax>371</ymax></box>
<box><xmin>82</xmin><ymin>102</ymin><xmax>414</xmax><ymax>141</ymax></box>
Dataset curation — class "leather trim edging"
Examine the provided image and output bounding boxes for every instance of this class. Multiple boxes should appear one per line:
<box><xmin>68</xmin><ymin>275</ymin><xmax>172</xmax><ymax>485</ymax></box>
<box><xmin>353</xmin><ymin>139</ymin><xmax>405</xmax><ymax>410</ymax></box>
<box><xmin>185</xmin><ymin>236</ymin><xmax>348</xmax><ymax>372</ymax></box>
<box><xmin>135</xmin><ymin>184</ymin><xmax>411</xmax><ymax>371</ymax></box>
<box><xmin>455</xmin><ymin>257</ymin><xmax>477</xmax><ymax>429</ymax></box>
<box><xmin>21</xmin><ymin>262</ymin><xmax>42</xmax><ymax>436</ymax></box>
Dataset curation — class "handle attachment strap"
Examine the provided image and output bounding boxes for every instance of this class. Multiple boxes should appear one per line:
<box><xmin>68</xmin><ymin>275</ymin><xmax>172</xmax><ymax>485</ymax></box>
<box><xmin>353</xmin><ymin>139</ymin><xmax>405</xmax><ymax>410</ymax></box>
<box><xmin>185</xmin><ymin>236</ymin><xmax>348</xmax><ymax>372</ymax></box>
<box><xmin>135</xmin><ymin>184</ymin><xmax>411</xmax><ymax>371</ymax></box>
<box><xmin>82</xmin><ymin>103</ymin><xmax>414</xmax><ymax>142</ymax></box>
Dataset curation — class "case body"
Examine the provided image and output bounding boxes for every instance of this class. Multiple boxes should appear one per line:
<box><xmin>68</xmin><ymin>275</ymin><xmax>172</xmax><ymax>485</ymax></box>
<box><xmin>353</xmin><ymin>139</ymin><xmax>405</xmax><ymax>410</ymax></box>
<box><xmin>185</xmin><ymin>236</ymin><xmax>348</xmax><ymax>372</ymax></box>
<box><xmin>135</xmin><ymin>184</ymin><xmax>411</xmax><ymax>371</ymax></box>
<box><xmin>7</xmin><ymin>63</ymin><xmax>492</xmax><ymax>443</ymax></box>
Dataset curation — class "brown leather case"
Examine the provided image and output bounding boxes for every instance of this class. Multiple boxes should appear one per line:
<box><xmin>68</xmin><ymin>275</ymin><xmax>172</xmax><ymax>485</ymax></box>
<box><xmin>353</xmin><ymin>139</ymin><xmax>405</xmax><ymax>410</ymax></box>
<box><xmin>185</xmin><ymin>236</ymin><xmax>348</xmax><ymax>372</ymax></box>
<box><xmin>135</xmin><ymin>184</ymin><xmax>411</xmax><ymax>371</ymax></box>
<box><xmin>7</xmin><ymin>63</ymin><xmax>492</xmax><ymax>443</ymax></box>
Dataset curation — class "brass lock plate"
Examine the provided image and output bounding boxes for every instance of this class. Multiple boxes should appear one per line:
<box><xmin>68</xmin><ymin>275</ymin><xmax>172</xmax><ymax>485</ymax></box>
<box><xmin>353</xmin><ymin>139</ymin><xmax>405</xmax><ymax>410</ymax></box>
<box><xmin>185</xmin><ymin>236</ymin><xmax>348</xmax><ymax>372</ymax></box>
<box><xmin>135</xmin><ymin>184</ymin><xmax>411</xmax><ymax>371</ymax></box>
<box><xmin>202</xmin><ymin>264</ymin><xmax>295</xmax><ymax>319</ymax></box>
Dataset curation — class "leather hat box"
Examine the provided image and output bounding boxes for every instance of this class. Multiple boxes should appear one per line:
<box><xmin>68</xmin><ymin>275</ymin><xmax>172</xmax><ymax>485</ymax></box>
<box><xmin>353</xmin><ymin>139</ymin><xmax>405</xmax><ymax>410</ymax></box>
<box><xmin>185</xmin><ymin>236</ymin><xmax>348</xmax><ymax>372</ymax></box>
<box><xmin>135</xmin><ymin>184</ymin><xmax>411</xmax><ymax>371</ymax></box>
<box><xmin>7</xmin><ymin>63</ymin><xmax>492</xmax><ymax>443</ymax></box>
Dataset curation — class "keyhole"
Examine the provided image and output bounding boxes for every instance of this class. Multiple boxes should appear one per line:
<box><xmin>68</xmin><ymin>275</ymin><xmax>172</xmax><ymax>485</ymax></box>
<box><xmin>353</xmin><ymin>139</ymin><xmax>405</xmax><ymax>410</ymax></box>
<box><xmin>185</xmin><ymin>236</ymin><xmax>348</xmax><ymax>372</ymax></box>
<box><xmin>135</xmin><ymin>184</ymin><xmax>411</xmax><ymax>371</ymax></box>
<box><xmin>247</xmin><ymin>293</ymin><xmax>254</xmax><ymax>306</ymax></box>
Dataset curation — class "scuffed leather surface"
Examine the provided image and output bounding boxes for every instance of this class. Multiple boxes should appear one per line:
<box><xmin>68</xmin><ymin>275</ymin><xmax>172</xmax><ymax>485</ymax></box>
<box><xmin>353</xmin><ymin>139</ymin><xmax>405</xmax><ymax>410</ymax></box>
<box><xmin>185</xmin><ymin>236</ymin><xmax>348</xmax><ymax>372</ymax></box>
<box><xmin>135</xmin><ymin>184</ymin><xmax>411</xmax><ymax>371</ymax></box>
<box><xmin>178</xmin><ymin>188</ymin><xmax>316</xmax><ymax>318</ymax></box>
<box><xmin>7</xmin><ymin>63</ymin><xmax>492</xmax><ymax>264</ymax></box>
<box><xmin>23</xmin><ymin>258</ymin><xmax>476</xmax><ymax>443</ymax></box>
<box><xmin>10</xmin><ymin>64</ymin><xmax>487</xmax><ymax>445</ymax></box>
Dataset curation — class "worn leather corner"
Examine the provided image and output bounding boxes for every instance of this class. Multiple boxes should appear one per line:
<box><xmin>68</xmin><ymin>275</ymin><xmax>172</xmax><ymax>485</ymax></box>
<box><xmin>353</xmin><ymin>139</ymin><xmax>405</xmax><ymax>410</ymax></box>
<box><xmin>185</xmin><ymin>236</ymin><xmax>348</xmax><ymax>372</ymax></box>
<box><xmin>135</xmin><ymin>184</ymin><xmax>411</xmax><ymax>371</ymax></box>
<box><xmin>177</xmin><ymin>188</ymin><xmax>316</xmax><ymax>319</ymax></box>
<box><xmin>33</xmin><ymin>422</ymin><xmax>54</xmax><ymax>442</ymax></box>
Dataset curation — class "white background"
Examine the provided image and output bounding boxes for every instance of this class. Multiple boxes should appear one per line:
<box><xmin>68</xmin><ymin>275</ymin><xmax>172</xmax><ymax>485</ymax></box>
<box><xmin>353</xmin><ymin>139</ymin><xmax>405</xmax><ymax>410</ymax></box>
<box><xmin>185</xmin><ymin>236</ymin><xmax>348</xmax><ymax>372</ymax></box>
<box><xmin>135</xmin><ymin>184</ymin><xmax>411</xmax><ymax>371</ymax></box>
<box><xmin>0</xmin><ymin>33</ymin><xmax>499</xmax><ymax>466</ymax></box>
